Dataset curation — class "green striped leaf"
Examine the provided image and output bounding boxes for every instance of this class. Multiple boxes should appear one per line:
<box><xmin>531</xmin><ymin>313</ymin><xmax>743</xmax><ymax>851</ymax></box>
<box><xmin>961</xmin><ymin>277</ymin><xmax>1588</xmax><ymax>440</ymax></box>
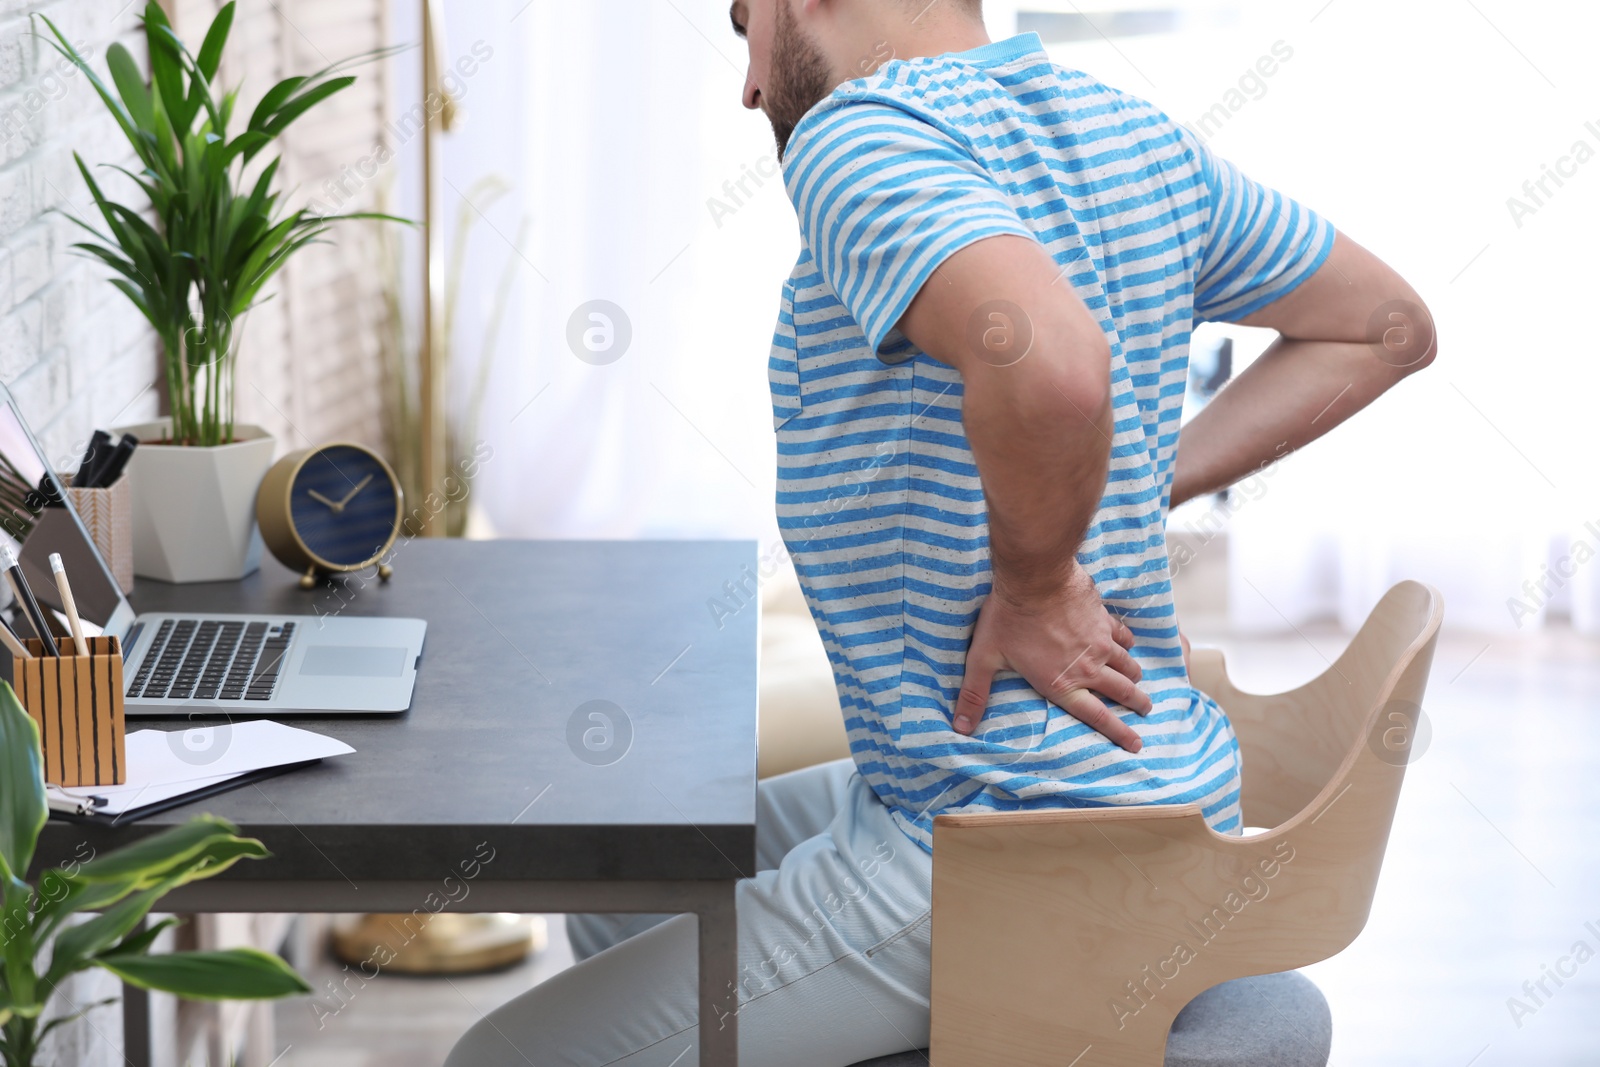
<box><xmin>97</xmin><ymin>948</ymin><xmax>311</xmax><ymax>1000</ymax></box>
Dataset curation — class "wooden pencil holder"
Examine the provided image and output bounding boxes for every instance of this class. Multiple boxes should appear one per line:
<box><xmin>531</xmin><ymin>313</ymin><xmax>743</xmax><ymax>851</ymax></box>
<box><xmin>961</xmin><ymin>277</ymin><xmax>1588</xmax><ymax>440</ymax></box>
<box><xmin>60</xmin><ymin>470</ymin><xmax>134</xmax><ymax>594</ymax></box>
<box><xmin>12</xmin><ymin>635</ymin><xmax>126</xmax><ymax>786</ymax></box>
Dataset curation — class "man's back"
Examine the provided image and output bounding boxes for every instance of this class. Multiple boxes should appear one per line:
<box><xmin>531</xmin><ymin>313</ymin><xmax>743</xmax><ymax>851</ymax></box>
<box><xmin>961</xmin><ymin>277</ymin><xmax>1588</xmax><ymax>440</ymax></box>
<box><xmin>771</xmin><ymin>31</ymin><xmax>1334</xmax><ymax>851</ymax></box>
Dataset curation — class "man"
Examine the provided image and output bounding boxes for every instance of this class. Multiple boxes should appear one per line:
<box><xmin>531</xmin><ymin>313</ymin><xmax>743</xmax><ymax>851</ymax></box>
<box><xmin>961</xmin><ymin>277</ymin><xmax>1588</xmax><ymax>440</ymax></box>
<box><xmin>447</xmin><ymin>1</ymin><xmax>1435</xmax><ymax>1063</ymax></box>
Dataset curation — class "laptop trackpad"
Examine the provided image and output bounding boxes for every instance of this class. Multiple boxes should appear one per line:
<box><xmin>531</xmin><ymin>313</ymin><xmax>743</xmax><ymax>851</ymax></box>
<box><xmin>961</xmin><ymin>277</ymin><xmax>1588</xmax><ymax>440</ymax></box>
<box><xmin>298</xmin><ymin>645</ymin><xmax>409</xmax><ymax>678</ymax></box>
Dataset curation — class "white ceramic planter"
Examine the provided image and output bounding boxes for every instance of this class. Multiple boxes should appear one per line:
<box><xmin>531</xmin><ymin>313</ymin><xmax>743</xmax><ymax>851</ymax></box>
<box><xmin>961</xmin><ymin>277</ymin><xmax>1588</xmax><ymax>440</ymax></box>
<box><xmin>113</xmin><ymin>419</ymin><xmax>276</xmax><ymax>583</ymax></box>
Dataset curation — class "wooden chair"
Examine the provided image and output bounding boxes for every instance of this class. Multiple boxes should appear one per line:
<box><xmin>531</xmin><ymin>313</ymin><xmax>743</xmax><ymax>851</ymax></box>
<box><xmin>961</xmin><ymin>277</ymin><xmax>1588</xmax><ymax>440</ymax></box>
<box><xmin>867</xmin><ymin>580</ymin><xmax>1442</xmax><ymax>1066</ymax></box>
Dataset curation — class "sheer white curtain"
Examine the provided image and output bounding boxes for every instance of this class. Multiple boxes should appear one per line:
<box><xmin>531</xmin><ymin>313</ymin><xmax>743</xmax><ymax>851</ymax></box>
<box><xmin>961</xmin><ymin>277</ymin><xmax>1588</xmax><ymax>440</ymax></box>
<box><xmin>407</xmin><ymin>0</ymin><xmax>799</xmax><ymax>551</ymax></box>
<box><xmin>1046</xmin><ymin>0</ymin><xmax>1600</xmax><ymax>634</ymax></box>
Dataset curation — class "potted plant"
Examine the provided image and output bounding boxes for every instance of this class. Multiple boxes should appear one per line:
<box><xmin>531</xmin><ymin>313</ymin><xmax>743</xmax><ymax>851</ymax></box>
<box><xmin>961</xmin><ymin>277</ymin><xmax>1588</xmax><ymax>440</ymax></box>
<box><xmin>0</xmin><ymin>682</ymin><xmax>309</xmax><ymax>1066</ymax></box>
<box><xmin>39</xmin><ymin>3</ymin><xmax>403</xmax><ymax>582</ymax></box>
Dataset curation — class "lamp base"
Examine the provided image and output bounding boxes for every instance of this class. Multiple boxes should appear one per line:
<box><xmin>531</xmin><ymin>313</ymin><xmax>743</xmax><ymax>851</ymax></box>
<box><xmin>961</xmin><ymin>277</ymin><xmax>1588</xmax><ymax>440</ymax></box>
<box><xmin>329</xmin><ymin>913</ymin><xmax>546</xmax><ymax>975</ymax></box>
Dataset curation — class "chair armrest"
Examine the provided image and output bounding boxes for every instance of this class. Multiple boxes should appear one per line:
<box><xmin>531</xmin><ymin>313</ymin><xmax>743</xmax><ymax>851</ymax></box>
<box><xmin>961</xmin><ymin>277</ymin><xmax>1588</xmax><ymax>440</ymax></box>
<box><xmin>1188</xmin><ymin>645</ymin><xmax>1348</xmax><ymax>828</ymax></box>
<box><xmin>1189</xmin><ymin>640</ymin><xmax>1397</xmax><ymax>829</ymax></box>
<box><xmin>930</xmin><ymin>805</ymin><xmax>1375</xmax><ymax>1066</ymax></box>
<box><xmin>1185</xmin><ymin>646</ymin><xmax>1232</xmax><ymax>705</ymax></box>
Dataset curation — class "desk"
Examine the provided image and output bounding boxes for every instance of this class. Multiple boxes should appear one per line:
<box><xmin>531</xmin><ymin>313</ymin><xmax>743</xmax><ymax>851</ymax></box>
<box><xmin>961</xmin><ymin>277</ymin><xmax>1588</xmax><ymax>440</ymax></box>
<box><xmin>29</xmin><ymin>539</ymin><xmax>759</xmax><ymax>1067</ymax></box>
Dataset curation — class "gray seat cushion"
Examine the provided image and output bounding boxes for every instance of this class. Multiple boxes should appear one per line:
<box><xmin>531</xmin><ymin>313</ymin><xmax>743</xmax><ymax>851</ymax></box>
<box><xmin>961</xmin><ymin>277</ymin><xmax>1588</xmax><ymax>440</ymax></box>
<box><xmin>1165</xmin><ymin>971</ymin><xmax>1331</xmax><ymax>1066</ymax></box>
<box><xmin>848</xmin><ymin>971</ymin><xmax>1331</xmax><ymax>1067</ymax></box>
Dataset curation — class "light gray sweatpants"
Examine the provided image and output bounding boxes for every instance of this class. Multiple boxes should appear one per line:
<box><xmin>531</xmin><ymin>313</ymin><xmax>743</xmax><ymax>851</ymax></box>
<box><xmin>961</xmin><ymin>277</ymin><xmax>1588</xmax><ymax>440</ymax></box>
<box><xmin>443</xmin><ymin>758</ymin><xmax>933</xmax><ymax>1066</ymax></box>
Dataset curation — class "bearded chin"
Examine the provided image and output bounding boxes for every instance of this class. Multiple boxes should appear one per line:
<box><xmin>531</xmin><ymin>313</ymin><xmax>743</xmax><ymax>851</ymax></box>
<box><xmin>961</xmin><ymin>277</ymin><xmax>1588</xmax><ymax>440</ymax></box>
<box><xmin>767</xmin><ymin>1</ymin><xmax>833</xmax><ymax>161</ymax></box>
<box><xmin>770</xmin><ymin>116</ymin><xmax>798</xmax><ymax>160</ymax></box>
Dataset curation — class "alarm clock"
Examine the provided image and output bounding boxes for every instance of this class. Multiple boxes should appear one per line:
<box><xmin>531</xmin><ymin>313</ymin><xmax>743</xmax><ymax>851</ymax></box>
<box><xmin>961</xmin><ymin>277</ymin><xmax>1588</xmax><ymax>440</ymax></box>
<box><xmin>255</xmin><ymin>443</ymin><xmax>404</xmax><ymax>588</ymax></box>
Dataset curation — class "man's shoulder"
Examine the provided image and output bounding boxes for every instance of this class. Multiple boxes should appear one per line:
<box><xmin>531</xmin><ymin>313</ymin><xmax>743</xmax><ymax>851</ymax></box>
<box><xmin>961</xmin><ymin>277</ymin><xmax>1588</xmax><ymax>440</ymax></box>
<box><xmin>783</xmin><ymin>85</ymin><xmax>952</xmax><ymax>170</ymax></box>
<box><xmin>786</xmin><ymin>50</ymin><xmax>1182</xmax><ymax>179</ymax></box>
<box><xmin>784</xmin><ymin>49</ymin><xmax>1016</xmax><ymax>168</ymax></box>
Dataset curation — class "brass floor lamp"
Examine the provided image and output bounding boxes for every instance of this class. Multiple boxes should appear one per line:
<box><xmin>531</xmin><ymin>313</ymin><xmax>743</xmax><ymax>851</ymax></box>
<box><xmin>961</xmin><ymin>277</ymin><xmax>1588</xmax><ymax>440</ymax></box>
<box><xmin>331</xmin><ymin>0</ymin><xmax>544</xmax><ymax>977</ymax></box>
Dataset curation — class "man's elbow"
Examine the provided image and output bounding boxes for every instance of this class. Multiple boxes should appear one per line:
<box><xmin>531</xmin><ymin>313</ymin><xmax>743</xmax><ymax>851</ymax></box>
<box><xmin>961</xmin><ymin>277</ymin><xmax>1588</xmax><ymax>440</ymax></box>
<box><xmin>1043</xmin><ymin>330</ymin><xmax>1113</xmax><ymax>422</ymax></box>
<box><xmin>1408</xmin><ymin>293</ymin><xmax>1439</xmax><ymax>373</ymax></box>
<box><xmin>1370</xmin><ymin>282</ymin><xmax>1438</xmax><ymax>377</ymax></box>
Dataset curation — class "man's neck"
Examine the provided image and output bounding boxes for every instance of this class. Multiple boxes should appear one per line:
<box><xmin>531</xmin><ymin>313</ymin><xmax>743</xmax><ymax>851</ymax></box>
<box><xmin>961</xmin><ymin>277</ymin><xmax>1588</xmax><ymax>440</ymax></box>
<box><xmin>829</xmin><ymin>13</ymin><xmax>993</xmax><ymax>84</ymax></box>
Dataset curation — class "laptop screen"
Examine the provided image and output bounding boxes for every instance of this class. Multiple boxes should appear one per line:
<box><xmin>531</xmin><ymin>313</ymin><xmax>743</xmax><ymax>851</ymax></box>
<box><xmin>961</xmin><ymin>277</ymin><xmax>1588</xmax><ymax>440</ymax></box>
<box><xmin>0</xmin><ymin>402</ymin><xmax>127</xmax><ymax>640</ymax></box>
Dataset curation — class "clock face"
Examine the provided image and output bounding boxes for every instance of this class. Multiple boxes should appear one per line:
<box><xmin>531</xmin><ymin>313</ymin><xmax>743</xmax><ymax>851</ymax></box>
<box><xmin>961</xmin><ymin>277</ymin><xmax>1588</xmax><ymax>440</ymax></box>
<box><xmin>288</xmin><ymin>445</ymin><xmax>400</xmax><ymax>569</ymax></box>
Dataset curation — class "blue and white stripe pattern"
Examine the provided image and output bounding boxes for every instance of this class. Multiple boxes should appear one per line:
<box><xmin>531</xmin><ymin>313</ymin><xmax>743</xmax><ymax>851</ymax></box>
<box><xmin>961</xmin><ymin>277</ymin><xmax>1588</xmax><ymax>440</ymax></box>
<box><xmin>769</xmin><ymin>33</ymin><xmax>1334</xmax><ymax>853</ymax></box>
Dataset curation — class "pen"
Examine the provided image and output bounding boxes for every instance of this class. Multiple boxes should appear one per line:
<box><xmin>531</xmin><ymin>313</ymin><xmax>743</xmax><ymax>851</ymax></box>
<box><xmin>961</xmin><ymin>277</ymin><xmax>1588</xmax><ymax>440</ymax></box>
<box><xmin>0</xmin><ymin>544</ymin><xmax>58</xmax><ymax>657</ymax></box>
<box><xmin>49</xmin><ymin>553</ymin><xmax>88</xmax><ymax>657</ymax></box>
<box><xmin>0</xmin><ymin>614</ymin><xmax>31</xmax><ymax>660</ymax></box>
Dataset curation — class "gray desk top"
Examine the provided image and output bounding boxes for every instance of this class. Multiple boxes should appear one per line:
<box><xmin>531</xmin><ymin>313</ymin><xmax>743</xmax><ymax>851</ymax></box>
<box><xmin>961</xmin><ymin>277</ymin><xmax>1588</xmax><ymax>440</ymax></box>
<box><xmin>31</xmin><ymin>540</ymin><xmax>760</xmax><ymax>883</ymax></box>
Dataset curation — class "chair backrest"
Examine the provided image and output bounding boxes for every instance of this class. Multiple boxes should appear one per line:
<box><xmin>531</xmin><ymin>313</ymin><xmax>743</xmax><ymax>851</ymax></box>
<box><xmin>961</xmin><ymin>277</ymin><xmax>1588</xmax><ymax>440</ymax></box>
<box><xmin>928</xmin><ymin>582</ymin><xmax>1443</xmax><ymax>1067</ymax></box>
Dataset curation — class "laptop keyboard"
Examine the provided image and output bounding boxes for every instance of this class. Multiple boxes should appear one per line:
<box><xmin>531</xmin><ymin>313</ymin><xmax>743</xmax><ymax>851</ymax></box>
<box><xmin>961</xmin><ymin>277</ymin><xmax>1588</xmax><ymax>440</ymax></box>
<box><xmin>126</xmin><ymin>619</ymin><xmax>296</xmax><ymax>702</ymax></box>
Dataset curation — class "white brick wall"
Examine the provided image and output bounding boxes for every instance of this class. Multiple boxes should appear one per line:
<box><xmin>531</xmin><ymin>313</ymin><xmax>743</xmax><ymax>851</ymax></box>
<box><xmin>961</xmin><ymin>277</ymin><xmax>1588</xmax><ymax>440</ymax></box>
<box><xmin>0</xmin><ymin>0</ymin><xmax>158</xmax><ymax>474</ymax></box>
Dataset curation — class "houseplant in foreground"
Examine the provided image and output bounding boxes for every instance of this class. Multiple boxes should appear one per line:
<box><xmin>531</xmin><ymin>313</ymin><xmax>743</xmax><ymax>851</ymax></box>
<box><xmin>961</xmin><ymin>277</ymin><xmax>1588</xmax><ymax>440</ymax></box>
<box><xmin>39</xmin><ymin>2</ymin><xmax>403</xmax><ymax>583</ymax></box>
<box><xmin>0</xmin><ymin>681</ymin><xmax>307</xmax><ymax>1067</ymax></box>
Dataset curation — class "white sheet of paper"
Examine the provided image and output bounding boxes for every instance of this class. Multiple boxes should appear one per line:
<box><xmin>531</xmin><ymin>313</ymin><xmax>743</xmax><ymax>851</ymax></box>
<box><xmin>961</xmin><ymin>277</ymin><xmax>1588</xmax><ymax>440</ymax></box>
<box><xmin>48</xmin><ymin>720</ymin><xmax>354</xmax><ymax>816</ymax></box>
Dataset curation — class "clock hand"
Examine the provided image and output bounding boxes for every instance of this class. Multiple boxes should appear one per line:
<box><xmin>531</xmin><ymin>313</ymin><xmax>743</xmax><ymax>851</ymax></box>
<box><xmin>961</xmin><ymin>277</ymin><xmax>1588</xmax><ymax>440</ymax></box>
<box><xmin>336</xmin><ymin>473</ymin><xmax>374</xmax><ymax>509</ymax></box>
<box><xmin>306</xmin><ymin>489</ymin><xmax>341</xmax><ymax>509</ymax></box>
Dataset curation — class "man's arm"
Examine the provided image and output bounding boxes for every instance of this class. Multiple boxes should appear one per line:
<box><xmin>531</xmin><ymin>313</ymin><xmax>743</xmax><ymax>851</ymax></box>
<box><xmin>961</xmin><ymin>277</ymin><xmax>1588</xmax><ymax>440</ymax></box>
<box><xmin>898</xmin><ymin>234</ymin><xmax>1153</xmax><ymax>751</ymax></box>
<box><xmin>1170</xmin><ymin>232</ymin><xmax>1437</xmax><ymax>508</ymax></box>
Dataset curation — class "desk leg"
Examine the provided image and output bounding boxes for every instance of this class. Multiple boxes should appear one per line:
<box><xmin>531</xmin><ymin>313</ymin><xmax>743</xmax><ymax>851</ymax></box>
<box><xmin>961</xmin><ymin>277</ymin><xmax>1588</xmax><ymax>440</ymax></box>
<box><xmin>122</xmin><ymin>917</ymin><xmax>152</xmax><ymax>1067</ymax></box>
<box><xmin>698</xmin><ymin>880</ymin><xmax>738</xmax><ymax>1067</ymax></box>
<box><xmin>122</xmin><ymin>981</ymin><xmax>151</xmax><ymax>1067</ymax></box>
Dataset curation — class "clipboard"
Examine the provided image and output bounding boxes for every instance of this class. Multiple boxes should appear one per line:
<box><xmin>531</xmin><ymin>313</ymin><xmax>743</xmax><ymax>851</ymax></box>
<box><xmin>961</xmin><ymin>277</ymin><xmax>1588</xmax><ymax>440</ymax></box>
<box><xmin>47</xmin><ymin>759</ymin><xmax>321</xmax><ymax>825</ymax></box>
<box><xmin>44</xmin><ymin>720</ymin><xmax>355</xmax><ymax>825</ymax></box>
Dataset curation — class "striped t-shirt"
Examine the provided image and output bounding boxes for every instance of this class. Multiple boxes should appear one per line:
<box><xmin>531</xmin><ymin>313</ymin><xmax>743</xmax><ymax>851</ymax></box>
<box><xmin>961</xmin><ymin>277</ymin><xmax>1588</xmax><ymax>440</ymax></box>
<box><xmin>769</xmin><ymin>32</ymin><xmax>1334</xmax><ymax>853</ymax></box>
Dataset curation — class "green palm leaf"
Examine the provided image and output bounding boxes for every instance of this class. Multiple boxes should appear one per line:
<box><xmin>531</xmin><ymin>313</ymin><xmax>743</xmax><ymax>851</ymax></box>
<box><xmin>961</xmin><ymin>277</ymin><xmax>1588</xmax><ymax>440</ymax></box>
<box><xmin>194</xmin><ymin>1</ymin><xmax>235</xmax><ymax>81</ymax></box>
<box><xmin>105</xmin><ymin>43</ymin><xmax>154</xmax><ymax>131</ymax></box>
<box><xmin>257</xmin><ymin>76</ymin><xmax>355</xmax><ymax>140</ymax></box>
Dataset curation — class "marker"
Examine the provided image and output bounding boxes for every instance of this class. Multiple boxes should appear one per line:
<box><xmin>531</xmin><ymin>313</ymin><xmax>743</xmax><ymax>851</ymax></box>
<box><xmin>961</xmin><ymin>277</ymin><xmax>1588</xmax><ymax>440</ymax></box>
<box><xmin>86</xmin><ymin>434</ymin><xmax>138</xmax><ymax>489</ymax></box>
<box><xmin>49</xmin><ymin>553</ymin><xmax>88</xmax><ymax>657</ymax></box>
<box><xmin>0</xmin><ymin>544</ymin><xmax>58</xmax><ymax>657</ymax></box>
<box><xmin>0</xmin><ymin>614</ymin><xmax>31</xmax><ymax>660</ymax></box>
<box><xmin>73</xmin><ymin>430</ymin><xmax>111</xmax><ymax>486</ymax></box>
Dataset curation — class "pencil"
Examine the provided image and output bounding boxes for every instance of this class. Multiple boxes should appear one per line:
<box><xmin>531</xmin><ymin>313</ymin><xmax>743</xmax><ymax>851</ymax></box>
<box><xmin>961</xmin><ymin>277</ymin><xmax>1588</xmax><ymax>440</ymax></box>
<box><xmin>0</xmin><ymin>615</ymin><xmax>30</xmax><ymax>660</ymax></box>
<box><xmin>49</xmin><ymin>553</ymin><xmax>88</xmax><ymax>657</ymax></box>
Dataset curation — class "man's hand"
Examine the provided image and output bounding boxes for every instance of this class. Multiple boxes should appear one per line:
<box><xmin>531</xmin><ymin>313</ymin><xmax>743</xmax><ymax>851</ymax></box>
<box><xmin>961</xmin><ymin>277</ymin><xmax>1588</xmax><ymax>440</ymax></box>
<box><xmin>955</xmin><ymin>562</ymin><xmax>1153</xmax><ymax>752</ymax></box>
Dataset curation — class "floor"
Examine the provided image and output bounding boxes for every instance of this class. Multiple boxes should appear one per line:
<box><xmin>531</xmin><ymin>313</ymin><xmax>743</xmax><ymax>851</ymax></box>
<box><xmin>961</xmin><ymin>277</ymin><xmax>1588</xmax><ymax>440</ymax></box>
<box><xmin>1241</xmin><ymin>625</ymin><xmax>1600</xmax><ymax>1067</ymax></box>
<box><xmin>274</xmin><ymin>915</ymin><xmax>576</xmax><ymax>1067</ymax></box>
<box><xmin>272</xmin><ymin>626</ymin><xmax>1600</xmax><ymax>1067</ymax></box>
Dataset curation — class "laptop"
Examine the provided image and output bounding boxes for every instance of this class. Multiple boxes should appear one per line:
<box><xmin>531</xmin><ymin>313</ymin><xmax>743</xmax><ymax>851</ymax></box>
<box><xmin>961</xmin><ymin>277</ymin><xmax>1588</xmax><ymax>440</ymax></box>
<box><xmin>0</xmin><ymin>383</ymin><xmax>425</xmax><ymax>716</ymax></box>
